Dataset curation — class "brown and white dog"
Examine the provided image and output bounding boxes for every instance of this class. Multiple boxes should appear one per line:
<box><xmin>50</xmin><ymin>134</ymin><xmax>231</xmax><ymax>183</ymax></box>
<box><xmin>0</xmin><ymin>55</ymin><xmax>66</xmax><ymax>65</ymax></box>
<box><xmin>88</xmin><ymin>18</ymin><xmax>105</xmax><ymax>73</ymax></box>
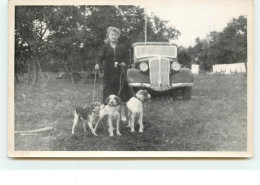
<box><xmin>72</xmin><ymin>102</ymin><xmax>102</xmax><ymax>136</ymax></box>
<box><xmin>126</xmin><ymin>90</ymin><xmax>151</xmax><ymax>132</ymax></box>
<box><xmin>94</xmin><ymin>95</ymin><xmax>122</xmax><ymax>137</ymax></box>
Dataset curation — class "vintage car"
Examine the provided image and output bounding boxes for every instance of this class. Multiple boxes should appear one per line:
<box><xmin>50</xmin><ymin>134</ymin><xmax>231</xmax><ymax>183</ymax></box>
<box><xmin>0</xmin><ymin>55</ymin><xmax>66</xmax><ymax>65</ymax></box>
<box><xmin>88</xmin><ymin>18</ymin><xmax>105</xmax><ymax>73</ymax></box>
<box><xmin>127</xmin><ymin>42</ymin><xmax>194</xmax><ymax>99</ymax></box>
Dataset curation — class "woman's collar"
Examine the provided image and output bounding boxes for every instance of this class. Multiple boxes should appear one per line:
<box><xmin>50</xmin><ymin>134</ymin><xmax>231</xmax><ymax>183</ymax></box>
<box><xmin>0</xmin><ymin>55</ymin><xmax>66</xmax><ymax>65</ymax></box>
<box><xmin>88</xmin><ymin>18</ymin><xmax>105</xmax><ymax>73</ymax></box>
<box><xmin>109</xmin><ymin>42</ymin><xmax>117</xmax><ymax>48</ymax></box>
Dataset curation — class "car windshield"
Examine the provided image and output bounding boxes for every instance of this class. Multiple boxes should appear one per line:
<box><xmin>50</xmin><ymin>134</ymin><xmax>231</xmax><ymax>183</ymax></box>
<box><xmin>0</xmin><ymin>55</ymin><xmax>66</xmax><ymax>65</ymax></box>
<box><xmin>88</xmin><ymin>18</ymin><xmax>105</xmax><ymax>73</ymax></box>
<box><xmin>135</xmin><ymin>46</ymin><xmax>177</xmax><ymax>58</ymax></box>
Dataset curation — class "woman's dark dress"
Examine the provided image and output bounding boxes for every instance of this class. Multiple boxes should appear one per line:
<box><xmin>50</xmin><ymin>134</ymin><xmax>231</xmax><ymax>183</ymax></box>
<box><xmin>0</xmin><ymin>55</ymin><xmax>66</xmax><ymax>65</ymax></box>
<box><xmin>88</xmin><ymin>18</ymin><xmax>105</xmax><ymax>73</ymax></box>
<box><xmin>98</xmin><ymin>43</ymin><xmax>131</xmax><ymax>103</ymax></box>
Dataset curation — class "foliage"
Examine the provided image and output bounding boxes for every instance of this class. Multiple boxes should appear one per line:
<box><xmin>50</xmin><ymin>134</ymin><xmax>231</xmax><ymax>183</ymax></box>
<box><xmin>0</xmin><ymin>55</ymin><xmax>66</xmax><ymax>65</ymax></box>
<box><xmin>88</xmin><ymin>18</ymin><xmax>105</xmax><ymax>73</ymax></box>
<box><xmin>149</xmin><ymin>14</ymin><xmax>180</xmax><ymax>42</ymax></box>
<box><xmin>15</xmin><ymin>6</ymin><xmax>247</xmax><ymax>76</ymax></box>
<box><xmin>187</xmin><ymin>15</ymin><xmax>247</xmax><ymax>71</ymax></box>
<box><xmin>15</xmin><ymin>5</ymin><xmax>181</xmax><ymax>80</ymax></box>
<box><xmin>178</xmin><ymin>46</ymin><xmax>192</xmax><ymax>68</ymax></box>
<box><xmin>15</xmin><ymin>6</ymin><xmax>55</xmax><ymax>84</ymax></box>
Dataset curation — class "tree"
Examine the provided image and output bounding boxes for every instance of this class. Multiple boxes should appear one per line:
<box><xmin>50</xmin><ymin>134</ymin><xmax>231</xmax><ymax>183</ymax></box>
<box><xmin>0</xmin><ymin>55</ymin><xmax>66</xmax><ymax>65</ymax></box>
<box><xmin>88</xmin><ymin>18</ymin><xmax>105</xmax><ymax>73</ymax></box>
<box><xmin>178</xmin><ymin>46</ymin><xmax>191</xmax><ymax>68</ymax></box>
<box><xmin>15</xmin><ymin>6</ymin><xmax>54</xmax><ymax>85</ymax></box>
<box><xmin>15</xmin><ymin>5</ymin><xmax>181</xmax><ymax>83</ymax></box>
<box><xmin>187</xmin><ymin>15</ymin><xmax>247</xmax><ymax>71</ymax></box>
<box><xmin>47</xmin><ymin>6</ymin><xmax>87</xmax><ymax>83</ymax></box>
<box><xmin>148</xmin><ymin>14</ymin><xmax>180</xmax><ymax>42</ymax></box>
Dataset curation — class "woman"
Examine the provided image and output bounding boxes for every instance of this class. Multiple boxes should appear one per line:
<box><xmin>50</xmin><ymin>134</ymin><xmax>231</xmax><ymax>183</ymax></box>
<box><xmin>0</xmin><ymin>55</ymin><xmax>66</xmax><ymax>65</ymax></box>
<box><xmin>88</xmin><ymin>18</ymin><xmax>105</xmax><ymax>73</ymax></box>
<box><xmin>95</xmin><ymin>26</ymin><xmax>131</xmax><ymax>103</ymax></box>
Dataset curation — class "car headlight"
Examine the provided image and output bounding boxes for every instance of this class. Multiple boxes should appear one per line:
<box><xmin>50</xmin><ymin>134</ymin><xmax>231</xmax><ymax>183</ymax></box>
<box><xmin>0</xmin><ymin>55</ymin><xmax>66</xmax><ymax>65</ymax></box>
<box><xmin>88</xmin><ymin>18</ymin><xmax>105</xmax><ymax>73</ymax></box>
<box><xmin>171</xmin><ymin>62</ymin><xmax>181</xmax><ymax>71</ymax></box>
<box><xmin>139</xmin><ymin>62</ymin><xmax>149</xmax><ymax>72</ymax></box>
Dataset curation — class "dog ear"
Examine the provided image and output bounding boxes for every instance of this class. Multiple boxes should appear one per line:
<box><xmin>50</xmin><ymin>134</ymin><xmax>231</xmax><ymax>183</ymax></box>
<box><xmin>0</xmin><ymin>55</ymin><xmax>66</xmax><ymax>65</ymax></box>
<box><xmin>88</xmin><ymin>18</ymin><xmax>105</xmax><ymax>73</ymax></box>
<box><xmin>138</xmin><ymin>89</ymin><xmax>144</xmax><ymax>95</ymax></box>
<box><xmin>90</xmin><ymin>103</ymin><xmax>95</xmax><ymax>110</ymax></box>
<box><xmin>92</xmin><ymin>102</ymin><xmax>101</xmax><ymax>107</ymax></box>
<box><xmin>139</xmin><ymin>90</ymin><xmax>150</xmax><ymax>99</ymax></box>
<box><xmin>143</xmin><ymin>90</ymin><xmax>150</xmax><ymax>99</ymax></box>
<box><xmin>116</xmin><ymin>96</ymin><xmax>122</xmax><ymax>104</ymax></box>
<box><xmin>104</xmin><ymin>97</ymin><xmax>110</xmax><ymax>105</ymax></box>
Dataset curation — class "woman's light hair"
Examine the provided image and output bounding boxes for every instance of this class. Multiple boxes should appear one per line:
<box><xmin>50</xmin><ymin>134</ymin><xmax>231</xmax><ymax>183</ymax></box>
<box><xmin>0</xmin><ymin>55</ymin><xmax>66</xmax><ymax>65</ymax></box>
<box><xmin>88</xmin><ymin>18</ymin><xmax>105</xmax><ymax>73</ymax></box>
<box><xmin>104</xmin><ymin>26</ymin><xmax>121</xmax><ymax>44</ymax></box>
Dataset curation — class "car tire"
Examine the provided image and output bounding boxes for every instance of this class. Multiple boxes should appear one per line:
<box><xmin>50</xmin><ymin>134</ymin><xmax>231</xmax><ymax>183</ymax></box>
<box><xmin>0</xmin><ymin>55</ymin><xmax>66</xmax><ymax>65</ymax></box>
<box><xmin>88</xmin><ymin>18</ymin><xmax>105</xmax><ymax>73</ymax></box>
<box><xmin>182</xmin><ymin>87</ymin><xmax>192</xmax><ymax>100</ymax></box>
<box><xmin>170</xmin><ymin>90</ymin><xmax>179</xmax><ymax>100</ymax></box>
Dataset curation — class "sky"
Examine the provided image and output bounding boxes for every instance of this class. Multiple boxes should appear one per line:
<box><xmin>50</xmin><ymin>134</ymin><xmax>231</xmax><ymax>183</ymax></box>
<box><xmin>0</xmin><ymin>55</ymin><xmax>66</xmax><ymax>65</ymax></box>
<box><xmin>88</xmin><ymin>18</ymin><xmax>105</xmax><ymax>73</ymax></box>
<box><xmin>145</xmin><ymin>0</ymin><xmax>249</xmax><ymax>47</ymax></box>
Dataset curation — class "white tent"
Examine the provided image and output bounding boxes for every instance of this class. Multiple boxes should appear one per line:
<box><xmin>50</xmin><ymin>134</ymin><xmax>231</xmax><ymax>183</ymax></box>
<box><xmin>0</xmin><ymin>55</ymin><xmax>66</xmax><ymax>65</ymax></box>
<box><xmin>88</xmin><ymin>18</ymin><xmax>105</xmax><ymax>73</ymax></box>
<box><xmin>212</xmin><ymin>63</ymin><xmax>246</xmax><ymax>74</ymax></box>
<box><xmin>191</xmin><ymin>64</ymin><xmax>199</xmax><ymax>74</ymax></box>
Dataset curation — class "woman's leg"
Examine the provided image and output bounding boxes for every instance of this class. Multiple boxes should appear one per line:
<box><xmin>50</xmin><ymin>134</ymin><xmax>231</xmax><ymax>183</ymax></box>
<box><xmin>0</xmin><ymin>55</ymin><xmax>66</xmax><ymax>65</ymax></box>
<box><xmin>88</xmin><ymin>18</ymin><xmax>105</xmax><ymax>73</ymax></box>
<box><xmin>103</xmin><ymin>74</ymin><xmax>112</xmax><ymax>103</ymax></box>
<box><xmin>119</xmin><ymin>72</ymin><xmax>133</xmax><ymax>102</ymax></box>
<box><xmin>111</xmin><ymin>72</ymin><xmax>121</xmax><ymax>96</ymax></box>
<box><xmin>103</xmin><ymin>71</ymin><xmax>120</xmax><ymax>103</ymax></box>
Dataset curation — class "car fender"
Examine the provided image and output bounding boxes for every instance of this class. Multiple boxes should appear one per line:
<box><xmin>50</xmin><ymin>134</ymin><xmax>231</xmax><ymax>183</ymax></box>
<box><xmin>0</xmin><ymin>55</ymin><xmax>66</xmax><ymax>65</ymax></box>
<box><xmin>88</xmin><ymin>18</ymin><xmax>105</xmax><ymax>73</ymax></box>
<box><xmin>170</xmin><ymin>68</ymin><xmax>194</xmax><ymax>84</ymax></box>
<box><xmin>127</xmin><ymin>69</ymin><xmax>150</xmax><ymax>84</ymax></box>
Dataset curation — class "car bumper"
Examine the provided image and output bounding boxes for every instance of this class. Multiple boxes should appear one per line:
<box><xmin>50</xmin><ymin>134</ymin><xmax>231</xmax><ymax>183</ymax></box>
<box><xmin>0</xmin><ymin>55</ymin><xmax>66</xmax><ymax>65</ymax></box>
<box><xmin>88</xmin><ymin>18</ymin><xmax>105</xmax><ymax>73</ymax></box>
<box><xmin>128</xmin><ymin>82</ymin><xmax>193</xmax><ymax>91</ymax></box>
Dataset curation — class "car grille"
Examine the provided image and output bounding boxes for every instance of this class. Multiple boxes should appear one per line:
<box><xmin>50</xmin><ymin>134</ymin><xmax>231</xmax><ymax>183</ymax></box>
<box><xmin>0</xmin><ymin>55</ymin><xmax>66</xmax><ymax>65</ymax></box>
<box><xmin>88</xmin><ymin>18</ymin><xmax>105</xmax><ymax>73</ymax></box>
<box><xmin>149</xmin><ymin>57</ymin><xmax>170</xmax><ymax>87</ymax></box>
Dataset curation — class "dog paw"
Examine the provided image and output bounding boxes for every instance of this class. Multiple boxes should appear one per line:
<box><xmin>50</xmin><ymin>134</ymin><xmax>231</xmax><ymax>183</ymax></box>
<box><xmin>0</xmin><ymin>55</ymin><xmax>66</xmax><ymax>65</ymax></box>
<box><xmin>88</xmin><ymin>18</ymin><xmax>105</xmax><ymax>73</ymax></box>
<box><xmin>131</xmin><ymin>129</ymin><xmax>135</xmax><ymax>133</ymax></box>
<box><xmin>121</xmin><ymin>116</ymin><xmax>127</xmax><ymax>122</ymax></box>
<box><xmin>110</xmin><ymin>134</ymin><xmax>114</xmax><ymax>137</ymax></box>
<box><xmin>117</xmin><ymin>132</ymin><xmax>121</xmax><ymax>136</ymax></box>
<box><xmin>139</xmin><ymin>129</ymin><xmax>143</xmax><ymax>133</ymax></box>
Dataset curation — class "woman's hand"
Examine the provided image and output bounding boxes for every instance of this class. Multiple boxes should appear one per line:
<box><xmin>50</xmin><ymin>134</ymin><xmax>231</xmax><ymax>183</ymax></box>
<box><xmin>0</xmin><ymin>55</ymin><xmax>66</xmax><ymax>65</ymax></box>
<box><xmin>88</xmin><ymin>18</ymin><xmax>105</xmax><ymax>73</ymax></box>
<box><xmin>119</xmin><ymin>62</ymin><xmax>127</xmax><ymax>72</ymax></box>
<box><xmin>95</xmin><ymin>64</ymin><xmax>100</xmax><ymax>70</ymax></box>
<box><xmin>120</xmin><ymin>62</ymin><xmax>127</xmax><ymax>67</ymax></box>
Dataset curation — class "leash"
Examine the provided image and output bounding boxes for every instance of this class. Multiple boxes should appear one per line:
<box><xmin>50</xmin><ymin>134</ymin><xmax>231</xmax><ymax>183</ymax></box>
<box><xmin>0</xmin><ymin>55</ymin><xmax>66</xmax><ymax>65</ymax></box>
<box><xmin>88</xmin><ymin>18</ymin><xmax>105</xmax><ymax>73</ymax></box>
<box><xmin>113</xmin><ymin>46</ymin><xmax>135</xmax><ymax>98</ymax></box>
<box><xmin>113</xmin><ymin>47</ymin><xmax>136</xmax><ymax>100</ymax></box>
<box><xmin>117</xmin><ymin>71</ymin><xmax>124</xmax><ymax>96</ymax></box>
<box><xmin>117</xmin><ymin>67</ymin><xmax>136</xmax><ymax>97</ymax></box>
<box><xmin>92</xmin><ymin>69</ymin><xmax>98</xmax><ymax>102</ymax></box>
<box><xmin>123</xmin><ymin>69</ymin><xmax>136</xmax><ymax>96</ymax></box>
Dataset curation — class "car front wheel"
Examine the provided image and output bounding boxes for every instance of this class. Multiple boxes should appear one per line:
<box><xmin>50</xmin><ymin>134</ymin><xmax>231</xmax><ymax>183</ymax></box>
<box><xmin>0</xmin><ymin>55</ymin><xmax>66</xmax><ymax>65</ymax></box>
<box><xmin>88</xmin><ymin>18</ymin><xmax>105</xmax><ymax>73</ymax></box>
<box><xmin>182</xmin><ymin>87</ymin><xmax>192</xmax><ymax>100</ymax></box>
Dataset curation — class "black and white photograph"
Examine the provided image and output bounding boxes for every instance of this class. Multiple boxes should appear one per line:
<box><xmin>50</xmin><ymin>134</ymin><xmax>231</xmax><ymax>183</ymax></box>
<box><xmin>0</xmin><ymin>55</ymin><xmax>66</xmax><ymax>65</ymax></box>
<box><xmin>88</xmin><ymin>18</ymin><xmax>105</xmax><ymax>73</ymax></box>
<box><xmin>8</xmin><ymin>0</ymin><xmax>254</xmax><ymax>157</ymax></box>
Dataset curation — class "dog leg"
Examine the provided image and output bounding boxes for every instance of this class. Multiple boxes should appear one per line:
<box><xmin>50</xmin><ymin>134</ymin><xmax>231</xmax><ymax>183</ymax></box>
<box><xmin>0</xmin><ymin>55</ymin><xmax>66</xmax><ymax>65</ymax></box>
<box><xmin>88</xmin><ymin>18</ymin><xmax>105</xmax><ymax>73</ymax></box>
<box><xmin>108</xmin><ymin>116</ymin><xmax>114</xmax><ymax>137</ymax></box>
<box><xmin>94</xmin><ymin>110</ymin><xmax>106</xmax><ymax>132</ymax></box>
<box><xmin>116</xmin><ymin>114</ymin><xmax>121</xmax><ymax>136</ymax></box>
<box><xmin>127</xmin><ymin>118</ymin><xmax>131</xmax><ymax>128</ymax></box>
<box><xmin>94</xmin><ymin>118</ymin><xmax>101</xmax><ymax>133</ymax></box>
<box><xmin>88</xmin><ymin>115</ymin><xmax>98</xmax><ymax>136</ymax></box>
<box><xmin>120</xmin><ymin>105</ymin><xmax>127</xmax><ymax>122</ymax></box>
<box><xmin>72</xmin><ymin>111</ymin><xmax>79</xmax><ymax>134</ymax></box>
<box><xmin>138</xmin><ymin>112</ymin><xmax>144</xmax><ymax>133</ymax></box>
<box><xmin>94</xmin><ymin>113</ymin><xmax>105</xmax><ymax>132</ymax></box>
<box><xmin>83</xmin><ymin>121</ymin><xmax>87</xmax><ymax>133</ymax></box>
<box><xmin>130</xmin><ymin>113</ymin><xmax>135</xmax><ymax>132</ymax></box>
<box><xmin>127</xmin><ymin>112</ymin><xmax>132</xmax><ymax>128</ymax></box>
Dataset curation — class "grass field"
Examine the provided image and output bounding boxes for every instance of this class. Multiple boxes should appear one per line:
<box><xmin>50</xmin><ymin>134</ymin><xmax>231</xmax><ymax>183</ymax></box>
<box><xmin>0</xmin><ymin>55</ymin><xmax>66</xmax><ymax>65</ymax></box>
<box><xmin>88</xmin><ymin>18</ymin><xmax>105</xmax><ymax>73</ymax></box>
<box><xmin>14</xmin><ymin>73</ymin><xmax>247</xmax><ymax>151</ymax></box>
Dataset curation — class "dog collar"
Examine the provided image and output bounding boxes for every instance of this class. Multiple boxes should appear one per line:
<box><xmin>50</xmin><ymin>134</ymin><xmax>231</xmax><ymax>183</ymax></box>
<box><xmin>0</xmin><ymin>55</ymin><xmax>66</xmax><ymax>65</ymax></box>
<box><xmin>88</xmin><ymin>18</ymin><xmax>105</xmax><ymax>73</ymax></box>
<box><xmin>107</xmin><ymin>104</ymin><xmax>119</xmax><ymax>107</ymax></box>
<box><xmin>135</xmin><ymin>96</ymin><xmax>143</xmax><ymax>102</ymax></box>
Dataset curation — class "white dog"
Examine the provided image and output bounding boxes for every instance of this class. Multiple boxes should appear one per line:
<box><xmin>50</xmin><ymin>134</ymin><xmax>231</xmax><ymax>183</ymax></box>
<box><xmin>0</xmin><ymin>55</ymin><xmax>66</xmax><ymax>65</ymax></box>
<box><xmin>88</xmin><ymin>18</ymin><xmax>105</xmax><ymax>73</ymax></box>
<box><xmin>94</xmin><ymin>95</ymin><xmax>121</xmax><ymax>137</ymax></box>
<box><xmin>126</xmin><ymin>90</ymin><xmax>151</xmax><ymax>132</ymax></box>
